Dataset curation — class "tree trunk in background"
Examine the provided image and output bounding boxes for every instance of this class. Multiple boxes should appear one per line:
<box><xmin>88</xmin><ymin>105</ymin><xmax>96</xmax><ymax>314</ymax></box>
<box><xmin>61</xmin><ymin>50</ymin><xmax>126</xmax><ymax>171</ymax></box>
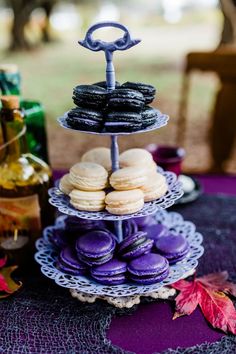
<box><xmin>7</xmin><ymin>0</ymin><xmax>58</xmax><ymax>51</ymax></box>
<box><xmin>41</xmin><ymin>0</ymin><xmax>57</xmax><ymax>43</ymax></box>
<box><xmin>220</xmin><ymin>0</ymin><xmax>236</xmax><ymax>45</ymax></box>
<box><xmin>8</xmin><ymin>0</ymin><xmax>37</xmax><ymax>51</ymax></box>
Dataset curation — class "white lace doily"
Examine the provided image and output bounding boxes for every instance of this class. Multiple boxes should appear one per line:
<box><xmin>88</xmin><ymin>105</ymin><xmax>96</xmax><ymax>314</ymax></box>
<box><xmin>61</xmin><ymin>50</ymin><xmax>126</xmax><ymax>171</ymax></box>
<box><xmin>69</xmin><ymin>268</ymin><xmax>195</xmax><ymax>308</ymax></box>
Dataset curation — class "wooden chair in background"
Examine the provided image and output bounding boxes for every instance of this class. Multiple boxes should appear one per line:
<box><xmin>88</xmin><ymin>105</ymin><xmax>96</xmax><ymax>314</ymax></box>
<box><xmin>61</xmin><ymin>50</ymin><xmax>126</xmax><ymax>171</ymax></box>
<box><xmin>177</xmin><ymin>48</ymin><xmax>236</xmax><ymax>172</ymax></box>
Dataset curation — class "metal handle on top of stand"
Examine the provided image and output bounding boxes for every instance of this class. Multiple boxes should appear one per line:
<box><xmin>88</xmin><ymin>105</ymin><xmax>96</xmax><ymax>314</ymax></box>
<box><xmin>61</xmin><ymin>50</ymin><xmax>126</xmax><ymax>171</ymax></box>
<box><xmin>79</xmin><ymin>21</ymin><xmax>141</xmax><ymax>242</ymax></box>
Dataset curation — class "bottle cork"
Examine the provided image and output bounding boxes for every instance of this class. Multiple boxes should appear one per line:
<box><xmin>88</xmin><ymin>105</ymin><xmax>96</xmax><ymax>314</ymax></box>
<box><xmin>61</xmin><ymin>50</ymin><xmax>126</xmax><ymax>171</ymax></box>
<box><xmin>1</xmin><ymin>95</ymin><xmax>20</xmax><ymax>109</ymax></box>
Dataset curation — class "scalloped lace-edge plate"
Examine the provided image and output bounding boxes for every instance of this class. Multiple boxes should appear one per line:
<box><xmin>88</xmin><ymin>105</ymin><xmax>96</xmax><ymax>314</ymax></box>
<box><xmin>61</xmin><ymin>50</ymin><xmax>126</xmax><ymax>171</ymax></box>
<box><xmin>35</xmin><ymin>210</ymin><xmax>204</xmax><ymax>297</ymax></box>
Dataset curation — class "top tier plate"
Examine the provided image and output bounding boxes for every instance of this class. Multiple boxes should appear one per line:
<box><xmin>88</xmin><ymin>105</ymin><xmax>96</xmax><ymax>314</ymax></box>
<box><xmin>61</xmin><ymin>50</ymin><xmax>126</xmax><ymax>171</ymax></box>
<box><xmin>58</xmin><ymin>110</ymin><xmax>169</xmax><ymax>136</ymax></box>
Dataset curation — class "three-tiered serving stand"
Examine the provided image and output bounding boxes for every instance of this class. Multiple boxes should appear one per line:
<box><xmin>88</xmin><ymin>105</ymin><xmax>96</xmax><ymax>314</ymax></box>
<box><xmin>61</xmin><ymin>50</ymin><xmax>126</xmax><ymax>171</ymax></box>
<box><xmin>35</xmin><ymin>22</ymin><xmax>204</xmax><ymax>306</ymax></box>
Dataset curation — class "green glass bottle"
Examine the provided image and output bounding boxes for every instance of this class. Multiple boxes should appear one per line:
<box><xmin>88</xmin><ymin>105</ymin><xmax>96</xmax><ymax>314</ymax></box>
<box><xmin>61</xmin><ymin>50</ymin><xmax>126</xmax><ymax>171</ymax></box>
<box><xmin>0</xmin><ymin>64</ymin><xmax>20</xmax><ymax>95</ymax></box>
<box><xmin>0</xmin><ymin>64</ymin><xmax>49</xmax><ymax>163</ymax></box>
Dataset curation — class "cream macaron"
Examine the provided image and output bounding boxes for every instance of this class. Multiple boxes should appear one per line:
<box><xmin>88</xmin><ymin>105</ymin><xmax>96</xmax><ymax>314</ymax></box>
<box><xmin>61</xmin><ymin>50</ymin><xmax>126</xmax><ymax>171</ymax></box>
<box><xmin>69</xmin><ymin>162</ymin><xmax>108</xmax><ymax>191</ymax></box>
<box><xmin>81</xmin><ymin>147</ymin><xmax>111</xmax><ymax>172</ymax></box>
<box><xmin>119</xmin><ymin>148</ymin><xmax>154</xmax><ymax>168</ymax></box>
<box><xmin>70</xmin><ymin>189</ymin><xmax>106</xmax><ymax>211</ymax></box>
<box><xmin>59</xmin><ymin>173</ymin><xmax>73</xmax><ymax>195</ymax></box>
<box><xmin>140</xmin><ymin>173</ymin><xmax>168</xmax><ymax>202</ymax></box>
<box><xmin>105</xmin><ymin>189</ymin><xmax>144</xmax><ymax>215</ymax></box>
<box><xmin>110</xmin><ymin>166</ymin><xmax>147</xmax><ymax>190</ymax></box>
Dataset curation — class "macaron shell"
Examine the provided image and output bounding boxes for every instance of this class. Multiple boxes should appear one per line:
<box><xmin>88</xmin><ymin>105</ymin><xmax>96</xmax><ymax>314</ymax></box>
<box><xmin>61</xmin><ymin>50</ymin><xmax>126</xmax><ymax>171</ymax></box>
<box><xmin>134</xmin><ymin>216</ymin><xmax>157</xmax><ymax>229</ymax></box>
<box><xmin>119</xmin><ymin>148</ymin><xmax>153</xmax><ymax>168</ymax></box>
<box><xmin>91</xmin><ymin>258</ymin><xmax>127</xmax><ymax>276</ymax></box>
<box><xmin>110</xmin><ymin>166</ymin><xmax>147</xmax><ymax>190</ymax></box>
<box><xmin>129</xmin><ymin>268</ymin><xmax>169</xmax><ymax>285</ymax></box>
<box><xmin>50</xmin><ymin>228</ymin><xmax>69</xmax><ymax>249</ymax></box>
<box><xmin>121</xmin><ymin>239</ymin><xmax>154</xmax><ymax>260</ymax></box>
<box><xmin>143</xmin><ymin>223</ymin><xmax>169</xmax><ymax>241</ymax></box>
<box><xmin>105</xmin><ymin>189</ymin><xmax>144</xmax><ymax>205</ymax></box>
<box><xmin>91</xmin><ymin>273</ymin><xmax>126</xmax><ymax>285</ymax></box>
<box><xmin>59</xmin><ymin>174</ymin><xmax>73</xmax><ymax>195</ymax></box>
<box><xmin>143</xmin><ymin>182</ymin><xmax>168</xmax><ymax>202</ymax></box>
<box><xmin>128</xmin><ymin>253</ymin><xmax>169</xmax><ymax>276</ymax></box>
<box><xmin>105</xmin><ymin>189</ymin><xmax>144</xmax><ymax>215</ymax></box>
<box><xmin>118</xmin><ymin>231</ymin><xmax>148</xmax><ymax>252</ymax></box>
<box><xmin>106</xmin><ymin>198</ymin><xmax>144</xmax><ymax>215</ymax></box>
<box><xmin>81</xmin><ymin>147</ymin><xmax>111</xmax><ymax>172</ymax></box>
<box><xmin>141</xmin><ymin>173</ymin><xmax>168</xmax><ymax>202</ymax></box>
<box><xmin>167</xmin><ymin>249</ymin><xmax>190</xmax><ymax>264</ymax></box>
<box><xmin>56</xmin><ymin>261</ymin><xmax>87</xmax><ymax>276</ymax></box>
<box><xmin>73</xmin><ymin>84</ymin><xmax>107</xmax><ymax>108</ymax></box>
<box><xmin>108</xmin><ymin>88</ymin><xmax>144</xmax><ymax>112</ymax></box>
<box><xmin>70</xmin><ymin>200</ymin><xmax>105</xmax><ymax>212</ymax></box>
<box><xmin>69</xmin><ymin>162</ymin><xmax>108</xmax><ymax>191</ymax></box>
<box><xmin>78</xmin><ymin>252</ymin><xmax>113</xmax><ymax>266</ymax></box>
<box><xmin>60</xmin><ymin>246</ymin><xmax>87</xmax><ymax>270</ymax></box>
<box><xmin>76</xmin><ymin>230</ymin><xmax>116</xmax><ymax>258</ymax></box>
<box><xmin>70</xmin><ymin>190</ymin><xmax>106</xmax><ymax>212</ymax></box>
<box><xmin>155</xmin><ymin>233</ymin><xmax>189</xmax><ymax>255</ymax></box>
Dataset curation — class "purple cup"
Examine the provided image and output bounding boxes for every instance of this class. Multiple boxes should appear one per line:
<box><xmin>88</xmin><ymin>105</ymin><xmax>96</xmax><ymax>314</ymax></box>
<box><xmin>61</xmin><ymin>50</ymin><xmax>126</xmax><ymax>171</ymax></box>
<box><xmin>146</xmin><ymin>144</ymin><xmax>185</xmax><ymax>176</ymax></box>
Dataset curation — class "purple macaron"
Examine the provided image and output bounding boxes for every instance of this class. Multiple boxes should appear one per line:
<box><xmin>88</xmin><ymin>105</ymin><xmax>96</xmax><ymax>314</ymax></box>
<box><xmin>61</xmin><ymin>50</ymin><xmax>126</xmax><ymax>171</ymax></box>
<box><xmin>50</xmin><ymin>228</ymin><xmax>69</xmax><ymax>249</ymax></box>
<box><xmin>134</xmin><ymin>216</ymin><xmax>157</xmax><ymax>230</ymax></box>
<box><xmin>128</xmin><ymin>253</ymin><xmax>169</xmax><ymax>284</ymax></box>
<box><xmin>154</xmin><ymin>233</ymin><xmax>190</xmax><ymax>264</ymax></box>
<box><xmin>91</xmin><ymin>258</ymin><xmax>127</xmax><ymax>285</ymax></box>
<box><xmin>145</xmin><ymin>224</ymin><xmax>169</xmax><ymax>241</ymax></box>
<box><xmin>106</xmin><ymin>219</ymin><xmax>138</xmax><ymax>238</ymax></box>
<box><xmin>118</xmin><ymin>231</ymin><xmax>153</xmax><ymax>260</ymax></box>
<box><xmin>75</xmin><ymin>229</ymin><xmax>116</xmax><ymax>266</ymax></box>
<box><xmin>134</xmin><ymin>216</ymin><xmax>169</xmax><ymax>241</ymax></box>
<box><xmin>57</xmin><ymin>246</ymin><xmax>88</xmax><ymax>275</ymax></box>
<box><xmin>65</xmin><ymin>216</ymin><xmax>105</xmax><ymax>235</ymax></box>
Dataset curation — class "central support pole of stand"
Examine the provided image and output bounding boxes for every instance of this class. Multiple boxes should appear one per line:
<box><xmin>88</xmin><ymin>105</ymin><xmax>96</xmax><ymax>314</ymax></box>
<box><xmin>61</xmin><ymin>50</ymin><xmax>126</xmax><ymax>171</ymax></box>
<box><xmin>111</xmin><ymin>135</ymin><xmax>123</xmax><ymax>243</ymax></box>
<box><xmin>79</xmin><ymin>21</ymin><xmax>141</xmax><ymax>244</ymax></box>
<box><xmin>108</xmin><ymin>53</ymin><xmax>123</xmax><ymax>243</ymax></box>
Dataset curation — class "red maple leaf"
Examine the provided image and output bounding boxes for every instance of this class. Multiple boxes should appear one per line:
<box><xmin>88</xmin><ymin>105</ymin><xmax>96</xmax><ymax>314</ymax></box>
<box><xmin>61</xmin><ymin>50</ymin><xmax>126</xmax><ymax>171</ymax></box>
<box><xmin>0</xmin><ymin>255</ymin><xmax>10</xmax><ymax>293</ymax></box>
<box><xmin>171</xmin><ymin>271</ymin><xmax>236</xmax><ymax>334</ymax></box>
<box><xmin>0</xmin><ymin>274</ymin><xmax>10</xmax><ymax>293</ymax></box>
<box><xmin>0</xmin><ymin>255</ymin><xmax>22</xmax><ymax>298</ymax></box>
<box><xmin>0</xmin><ymin>255</ymin><xmax>7</xmax><ymax>269</ymax></box>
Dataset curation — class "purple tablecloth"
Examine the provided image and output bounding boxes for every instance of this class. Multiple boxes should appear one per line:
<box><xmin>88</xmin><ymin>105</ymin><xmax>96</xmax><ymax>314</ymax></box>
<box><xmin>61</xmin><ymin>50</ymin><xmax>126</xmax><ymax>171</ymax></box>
<box><xmin>52</xmin><ymin>171</ymin><xmax>236</xmax><ymax>353</ymax></box>
<box><xmin>107</xmin><ymin>174</ymin><xmax>236</xmax><ymax>354</ymax></box>
<box><xmin>0</xmin><ymin>172</ymin><xmax>235</xmax><ymax>354</ymax></box>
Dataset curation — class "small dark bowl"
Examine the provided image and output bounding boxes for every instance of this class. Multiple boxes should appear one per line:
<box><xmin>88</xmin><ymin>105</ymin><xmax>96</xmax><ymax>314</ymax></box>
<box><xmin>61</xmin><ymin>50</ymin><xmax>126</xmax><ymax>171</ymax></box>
<box><xmin>146</xmin><ymin>144</ymin><xmax>185</xmax><ymax>176</ymax></box>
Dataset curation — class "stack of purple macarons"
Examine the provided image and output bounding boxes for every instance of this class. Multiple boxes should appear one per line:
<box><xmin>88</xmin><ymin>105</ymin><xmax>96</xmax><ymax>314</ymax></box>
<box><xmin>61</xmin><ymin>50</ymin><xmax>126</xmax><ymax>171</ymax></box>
<box><xmin>53</xmin><ymin>215</ymin><xmax>190</xmax><ymax>286</ymax></box>
<box><xmin>66</xmin><ymin>81</ymin><xmax>161</xmax><ymax>133</ymax></box>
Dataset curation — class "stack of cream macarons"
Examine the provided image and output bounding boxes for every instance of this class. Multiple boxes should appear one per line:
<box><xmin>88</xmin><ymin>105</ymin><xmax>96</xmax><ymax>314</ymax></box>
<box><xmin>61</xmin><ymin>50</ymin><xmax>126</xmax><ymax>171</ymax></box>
<box><xmin>59</xmin><ymin>147</ymin><xmax>168</xmax><ymax>215</ymax></box>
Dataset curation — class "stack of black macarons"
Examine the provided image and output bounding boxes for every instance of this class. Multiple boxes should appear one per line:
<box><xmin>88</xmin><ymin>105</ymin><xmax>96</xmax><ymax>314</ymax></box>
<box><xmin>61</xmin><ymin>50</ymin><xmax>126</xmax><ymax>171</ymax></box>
<box><xmin>66</xmin><ymin>81</ymin><xmax>159</xmax><ymax>133</ymax></box>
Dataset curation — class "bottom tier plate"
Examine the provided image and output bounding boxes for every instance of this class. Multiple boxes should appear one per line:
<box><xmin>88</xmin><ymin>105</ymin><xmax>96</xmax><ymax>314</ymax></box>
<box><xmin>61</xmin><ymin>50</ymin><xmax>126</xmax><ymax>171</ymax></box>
<box><xmin>35</xmin><ymin>210</ymin><xmax>204</xmax><ymax>297</ymax></box>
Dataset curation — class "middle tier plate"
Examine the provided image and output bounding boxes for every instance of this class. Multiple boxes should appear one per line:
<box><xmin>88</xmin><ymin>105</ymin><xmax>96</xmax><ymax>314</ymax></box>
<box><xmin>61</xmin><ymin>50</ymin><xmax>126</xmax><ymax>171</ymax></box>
<box><xmin>48</xmin><ymin>168</ymin><xmax>183</xmax><ymax>221</ymax></box>
<box><xmin>58</xmin><ymin>109</ymin><xmax>169</xmax><ymax>136</ymax></box>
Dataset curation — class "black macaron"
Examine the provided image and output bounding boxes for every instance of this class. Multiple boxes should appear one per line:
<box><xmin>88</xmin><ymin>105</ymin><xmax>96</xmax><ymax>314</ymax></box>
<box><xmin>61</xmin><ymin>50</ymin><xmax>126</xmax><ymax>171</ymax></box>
<box><xmin>93</xmin><ymin>81</ymin><xmax>121</xmax><ymax>89</ymax></box>
<box><xmin>122</xmin><ymin>82</ymin><xmax>156</xmax><ymax>104</ymax></box>
<box><xmin>104</xmin><ymin>111</ymin><xmax>142</xmax><ymax>132</ymax></box>
<box><xmin>67</xmin><ymin>107</ymin><xmax>103</xmax><ymax>132</ymax></box>
<box><xmin>73</xmin><ymin>84</ymin><xmax>107</xmax><ymax>109</ymax></box>
<box><xmin>141</xmin><ymin>106</ymin><xmax>158</xmax><ymax>128</ymax></box>
<box><xmin>107</xmin><ymin>88</ymin><xmax>144</xmax><ymax>112</ymax></box>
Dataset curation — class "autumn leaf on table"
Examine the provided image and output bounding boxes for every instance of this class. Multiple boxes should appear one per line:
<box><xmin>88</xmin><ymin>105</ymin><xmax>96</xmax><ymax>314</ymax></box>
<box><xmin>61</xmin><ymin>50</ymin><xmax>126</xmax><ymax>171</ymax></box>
<box><xmin>171</xmin><ymin>271</ymin><xmax>236</xmax><ymax>334</ymax></box>
<box><xmin>0</xmin><ymin>255</ymin><xmax>22</xmax><ymax>299</ymax></box>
